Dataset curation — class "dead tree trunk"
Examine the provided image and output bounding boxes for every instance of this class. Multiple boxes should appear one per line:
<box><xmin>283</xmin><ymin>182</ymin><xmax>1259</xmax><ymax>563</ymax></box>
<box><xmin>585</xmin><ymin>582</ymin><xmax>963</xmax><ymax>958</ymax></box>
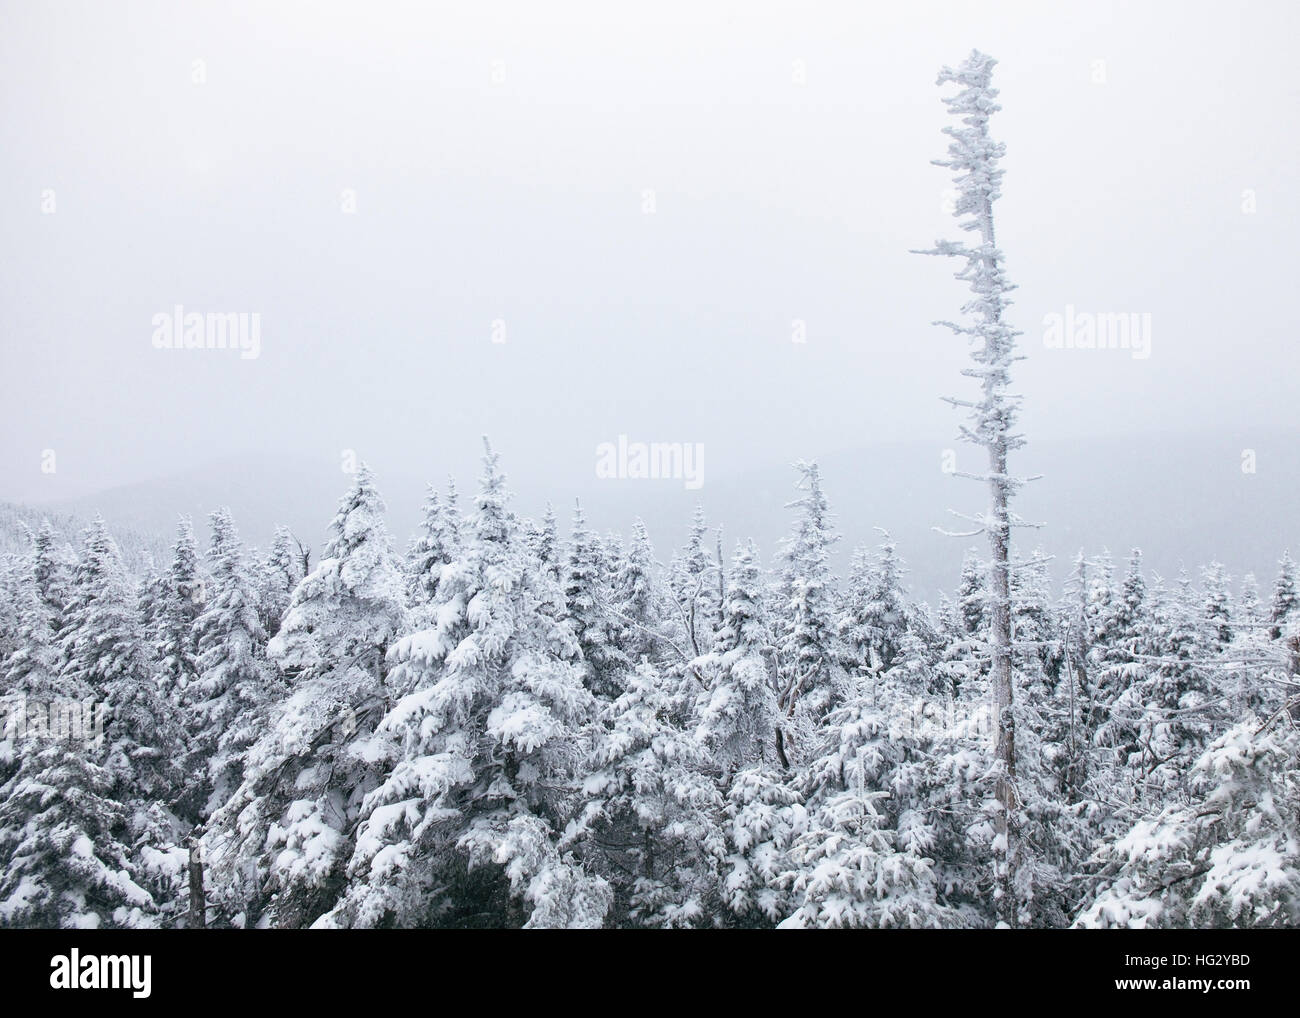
<box><xmin>918</xmin><ymin>49</ymin><xmax>1028</xmax><ymax>927</ymax></box>
<box><xmin>187</xmin><ymin>836</ymin><xmax>206</xmax><ymax>929</ymax></box>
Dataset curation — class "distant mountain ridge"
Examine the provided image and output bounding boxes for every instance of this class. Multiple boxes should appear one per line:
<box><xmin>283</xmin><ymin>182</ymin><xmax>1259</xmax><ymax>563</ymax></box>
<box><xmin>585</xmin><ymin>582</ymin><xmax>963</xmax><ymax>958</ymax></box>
<box><xmin>0</xmin><ymin>501</ymin><xmax>169</xmax><ymax>571</ymax></box>
<box><xmin>4</xmin><ymin>431</ymin><xmax>1296</xmax><ymax>600</ymax></box>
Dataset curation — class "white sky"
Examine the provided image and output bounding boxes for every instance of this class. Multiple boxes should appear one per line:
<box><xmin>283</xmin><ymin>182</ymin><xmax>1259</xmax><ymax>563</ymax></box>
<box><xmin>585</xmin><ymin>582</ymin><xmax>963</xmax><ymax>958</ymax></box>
<box><xmin>2</xmin><ymin>0</ymin><xmax>1297</xmax><ymax>502</ymax></box>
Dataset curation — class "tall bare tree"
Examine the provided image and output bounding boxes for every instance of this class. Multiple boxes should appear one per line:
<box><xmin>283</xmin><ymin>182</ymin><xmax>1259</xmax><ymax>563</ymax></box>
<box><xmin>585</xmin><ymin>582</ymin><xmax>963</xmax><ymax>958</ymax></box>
<box><xmin>918</xmin><ymin>50</ymin><xmax>1032</xmax><ymax>925</ymax></box>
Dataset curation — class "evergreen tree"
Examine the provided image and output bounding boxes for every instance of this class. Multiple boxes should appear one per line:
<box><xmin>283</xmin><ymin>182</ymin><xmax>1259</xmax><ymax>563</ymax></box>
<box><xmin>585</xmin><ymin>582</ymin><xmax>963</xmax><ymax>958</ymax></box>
<box><xmin>1201</xmin><ymin>562</ymin><xmax>1233</xmax><ymax>651</ymax></box>
<box><xmin>1</xmin><ymin>518</ymin><xmax>186</xmax><ymax>928</ymax></box>
<box><xmin>563</xmin><ymin>502</ymin><xmax>627</xmax><ymax>698</ymax></box>
<box><xmin>0</xmin><ymin>731</ymin><xmax>184</xmax><ymax>928</ymax></box>
<box><xmin>318</xmin><ymin>443</ymin><xmax>603</xmax><ymax>928</ymax></box>
<box><xmin>155</xmin><ymin>518</ymin><xmax>205</xmax><ymax>700</ymax></box>
<box><xmin>0</xmin><ymin>560</ymin><xmax>19</xmax><ymax>676</ymax></box>
<box><xmin>575</xmin><ymin>661</ymin><xmax>724</xmax><ymax>927</ymax></box>
<box><xmin>62</xmin><ymin>517</ymin><xmax>178</xmax><ymax>803</ymax></box>
<box><xmin>697</xmin><ymin>540</ymin><xmax>782</xmax><ymax>775</ymax></box>
<box><xmin>1238</xmin><ymin>573</ymin><xmax>1261</xmax><ymax>626</ymax></box>
<box><xmin>204</xmin><ymin>467</ymin><xmax>406</xmax><ymax>927</ymax></box>
<box><xmin>30</xmin><ymin>520</ymin><xmax>73</xmax><ymax>642</ymax></box>
<box><xmin>3</xmin><ymin>579</ymin><xmax>61</xmax><ymax>704</ymax></box>
<box><xmin>840</xmin><ymin>533</ymin><xmax>910</xmax><ymax>687</ymax></box>
<box><xmin>779</xmin><ymin>696</ymin><xmax>959</xmax><ymax>929</ymax></box>
<box><xmin>187</xmin><ymin>508</ymin><xmax>280</xmax><ymax>814</ymax></box>
<box><xmin>1268</xmin><ymin>551</ymin><xmax>1297</xmax><ymax>640</ymax></box>
<box><xmin>405</xmin><ymin>480</ymin><xmax>460</xmax><ymax>609</ymax></box>
<box><xmin>1091</xmin><ymin>550</ymin><xmax>1149</xmax><ymax>741</ymax></box>
<box><xmin>136</xmin><ymin>564</ymin><xmax>169</xmax><ymax>666</ymax></box>
<box><xmin>774</xmin><ymin>461</ymin><xmax>846</xmax><ymax>743</ymax></box>
<box><xmin>259</xmin><ymin>526</ymin><xmax>306</xmax><ymax>638</ymax></box>
<box><xmin>1078</xmin><ymin>720</ymin><xmax>1299</xmax><ymax>928</ymax></box>
<box><xmin>608</xmin><ymin>518</ymin><xmax>667</xmax><ymax>668</ymax></box>
<box><xmin>1011</xmin><ymin>550</ymin><xmax>1059</xmax><ymax>687</ymax></box>
<box><xmin>956</xmin><ymin>548</ymin><xmax>987</xmax><ymax>643</ymax></box>
<box><xmin>669</xmin><ymin>505</ymin><xmax>720</xmax><ymax>657</ymax></box>
<box><xmin>1136</xmin><ymin>578</ymin><xmax>1213</xmax><ymax>796</ymax></box>
<box><xmin>1085</xmin><ymin>550</ymin><xmax>1118</xmax><ymax>677</ymax></box>
<box><xmin>529</xmin><ymin>502</ymin><xmax>562</xmax><ymax>587</ymax></box>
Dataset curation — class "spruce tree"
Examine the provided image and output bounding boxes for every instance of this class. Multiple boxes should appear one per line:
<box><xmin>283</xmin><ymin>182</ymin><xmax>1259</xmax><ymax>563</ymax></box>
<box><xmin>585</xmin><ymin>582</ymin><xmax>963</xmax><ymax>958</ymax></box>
<box><xmin>608</xmin><ymin>518</ymin><xmax>667</xmax><ymax>668</ymax></box>
<box><xmin>30</xmin><ymin>520</ymin><xmax>73</xmax><ymax>642</ymax></box>
<box><xmin>1269</xmin><ymin>551</ymin><xmax>1297</xmax><ymax>640</ymax></box>
<box><xmin>1078</xmin><ymin>720</ymin><xmax>1299</xmax><ymax>928</ymax></box>
<box><xmin>575</xmin><ymin>661</ymin><xmax>724</xmax><ymax>927</ymax></box>
<box><xmin>62</xmin><ymin>517</ymin><xmax>179</xmax><ymax>803</ymax></box>
<box><xmin>669</xmin><ymin>505</ymin><xmax>720</xmax><ymax>658</ymax></box>
<box><xmin>697</xmin><ymin>540</ymin><xmax>782</xmax><ymax>775</ymax></box>
<box><xmin>187</xmin><ymin>508</ymin><xmax>280</xmax><ymax>814</ymax></box>
<box><xmin>319</xmin><ymin>443</ymin><xmax>602</xmax><ymax>928</ymax></box>
<box><xmin>780</xmin><ymin>695</ymin><xmax>958</xmax><ymax>929</ymax></box>
<box><xmin>259</xmin><ymin>526</ymin><xmax>306</xmax><ymax>638</ymax></box>
<box><xmin>2</xmin><ymin>518</ymin><xmax>186</xmax><ymax>928</ymax></box>
<box><xmin>155</xmin><ymin>517</ymin><xmax>205</xmax><ymax>700</ymax></box>
<box><xmin>1201</xmin><ymin>562</ymin><xmax>1234</xmax><ymax>651</ymax></box>
<box><xmin>204</xmin><ymin>467</ymin><xmax>406</xmax><ymax>927</ymax></box>
<box><xmin>774</xmin><ymin>461</ymin><xmax>846</xmax><ymax>743</ymax></box>
<box><xmin>405</xmin><ymin>480</ymin><xmax>460</xmax><ymax>609</ymax></box>
<box><xmin>563</xmin><ymin>501</ymin><xmax>627</xmax><ymax>698</ymax></box>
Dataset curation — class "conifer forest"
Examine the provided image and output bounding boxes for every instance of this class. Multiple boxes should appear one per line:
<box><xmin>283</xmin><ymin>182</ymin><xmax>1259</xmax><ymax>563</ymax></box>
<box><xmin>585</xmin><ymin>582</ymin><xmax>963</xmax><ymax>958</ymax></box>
<box><xmin>2</xmin><ymin>6</ymin><xmax>1297</xmax><ymax>939</ymax></box>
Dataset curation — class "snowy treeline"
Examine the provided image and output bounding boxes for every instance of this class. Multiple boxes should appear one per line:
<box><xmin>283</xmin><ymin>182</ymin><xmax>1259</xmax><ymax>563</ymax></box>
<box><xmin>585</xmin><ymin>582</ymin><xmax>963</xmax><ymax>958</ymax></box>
<box><xmin>0</xmin><ymin>445</ymin><xmax>1297</xmax><ymax>928</ymax></box>
<box><xmin>1</xmin><ymin>50</ymin><xmax>1296</xmax><ymax>930</ymax></box>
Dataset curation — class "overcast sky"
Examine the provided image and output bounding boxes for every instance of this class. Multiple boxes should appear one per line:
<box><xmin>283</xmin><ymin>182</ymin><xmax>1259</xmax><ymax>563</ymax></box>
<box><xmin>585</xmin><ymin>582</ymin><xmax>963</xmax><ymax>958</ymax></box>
<box><xmin>1</xmin><ymin>0</ymin><xmax>1297</xmax><ymax>505</ymax></box>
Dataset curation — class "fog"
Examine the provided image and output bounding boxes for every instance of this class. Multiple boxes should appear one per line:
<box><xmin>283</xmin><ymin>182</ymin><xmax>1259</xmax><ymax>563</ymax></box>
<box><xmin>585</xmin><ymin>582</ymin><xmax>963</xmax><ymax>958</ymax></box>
<box><xmin>1</xmin><ymin>0</ymin><xmax>1296</xmax><ymax>593</ymax></box>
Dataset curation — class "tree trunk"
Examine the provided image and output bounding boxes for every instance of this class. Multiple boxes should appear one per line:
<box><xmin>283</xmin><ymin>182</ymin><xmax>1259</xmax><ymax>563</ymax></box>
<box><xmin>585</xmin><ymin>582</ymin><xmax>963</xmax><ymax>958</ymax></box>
<box><xmin>988</xmin><ymin>445</ymin><xmax>1017</xmax><ymax>924</ymax></box>
<box><xmin>187</xmin><ymin>838</ymin><xmax>206</xmax><ymax>929</ymax></box>
<box><xmin>981</xmin><ymin>189</ymin><xmax>1018</xmax><ymax>929</ymax></box>
<box><xmin>715</xmin><ymin>530</ymin><xmax>726</xmax><ymax>633</ymax></box>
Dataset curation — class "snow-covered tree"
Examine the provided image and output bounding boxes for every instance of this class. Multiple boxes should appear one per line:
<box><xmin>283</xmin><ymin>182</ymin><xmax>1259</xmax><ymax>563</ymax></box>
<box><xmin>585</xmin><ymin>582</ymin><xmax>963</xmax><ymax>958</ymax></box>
<box><xmin>840</xmin><ymin>533</ymin><xmax>910</xmax><ymax>690</ymax></box>
<box><xmin>696</xmin><ymin>540</ymin><xmax>781</xmax><ymax>775</ymax></box>
<box><xmin>1238</xmin><ymin>573</ymin><xmax>1261</xmax><ymax>627</ymax></box>
<box><xmin>259</xmin><ymin>526</ymin><xmax>306</xmax><ymax>638</ymax></box>
<box><xmin>204</xmin><ymin>466</ymin><xmax>406</xmax><ymax>927</ymax></box>
<box><xmin>1201</xmin><ymin>562</ymin><xmax>1234</xmax><ymax>651</ymax></box>
<box><xmin>0</xmin><ymin>732</ymin><xmax>185</xmax><ymax>928</ymax></box>
<box><xmin>318</xmin><ymin>442</ymin><xmax>602</xmax><ymax>928</ymax></box>
<box><xmin>779</xmin><ymin>696</ymin><xmax>960</xmax><ymax>929</ymax></box>
<box><xmin>1077</xmin><ymin>720</ymin><xmax>1299</xmax><ymax>928</ymax></box>
<box><xmin>573</xmin><ymin>661</ymin><xmax>724</xmax><ymax>927</ymax></box>
<box><xmin>528</xmin><ymin>502</ymin><xmax>562</xmax><ymax>587</ymax></box>
<box><xmin>1</xmin><ymin>518</ymin><xmax>187</xmax><ymax>928</ymax></box>
<box><xmin>62</xmin><ymin>517</ymin><xmax>179</xmax><ymax>804</ymax></box>
<box><xmin>668</xmin><ymin>505</ymin><xmax>720</xmax><ymax>658</ymax></box>
<box><xmin>186</xmin><ymin>509</ymin><xmax>280</xmax><ymax>814</ymax></box>
<box><xmin>1091</xmin><ymin>550</ymin><xmax>1149</xmax><ymax>750</ymax></box>
<box><xmin>1128</xmin><ymin>577</ymin><xmax>1213</xmax><ymax>799</ymax></box>
<box><xmin>155</xmin><ymin>517</ymin><xmax>205</xmax><ymax>700</ymax></box>
<box><xmin>774</xmin><ymin>461</ymin><xmax>846</xmax><ymax>741</ymax></box>
<box><xmin>563</xmin><ymin>501</ymin><xmax>627</xmax><ymax>698</ymax></box>
<box><xmin>405</xmin><ymin>480</ymin><xmax>460</xmax><ymax>609</ymax></box>
<box><xmin>30</xmin><ymin>520</ymin><xmax>73</xmax><ymax>642</ymax></box>
<box><xmin>607</xmin><ymin>518</ymin><xmax>668</xmax><ymax>668</ymax></box>
<box><xmin>3</xmin><ymin>574</ymin><xmax>62</xmax><ymax>703</ymax></box>
<box><xmin>1268</xmin><ymin>550</ymin><xmax>1297</xmax><ymax>640</ymax></box>
<box><xmin>919</xmin><ymin>49</ymin><xmax>1032</xmax><ymax>926</ymax></box>
<box><xmin>689</xmin><ymin>541</ymin><xmax>807</xmax><ymax>926</ymax></box>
